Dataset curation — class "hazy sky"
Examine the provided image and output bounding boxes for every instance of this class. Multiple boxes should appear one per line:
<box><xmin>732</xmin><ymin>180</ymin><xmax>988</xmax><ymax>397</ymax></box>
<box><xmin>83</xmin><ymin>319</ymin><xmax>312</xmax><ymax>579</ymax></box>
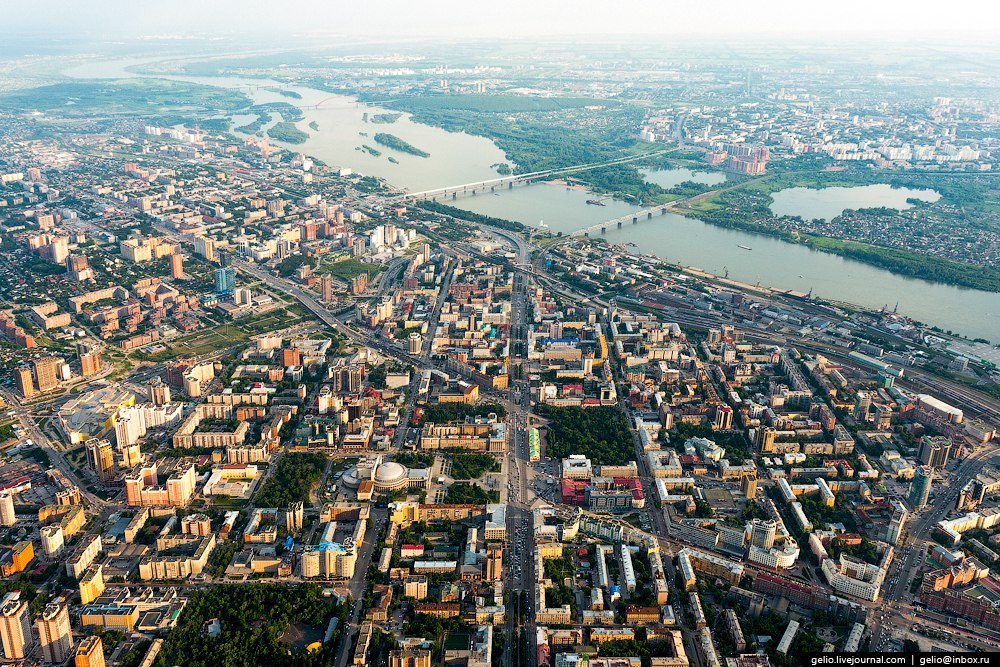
<box><xmin>2</xmin><ymin>0</ymin><xmax>997</xmax><ymax>38</ymax></box>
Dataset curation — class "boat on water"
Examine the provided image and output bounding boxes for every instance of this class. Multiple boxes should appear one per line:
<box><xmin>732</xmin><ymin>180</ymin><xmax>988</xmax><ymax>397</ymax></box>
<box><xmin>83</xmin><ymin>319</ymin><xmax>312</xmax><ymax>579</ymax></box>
<box><xmin>586</xmin><ymin>199</ymin><xmax>606</xmax><ymax>206</ymax></box>
<box><xmin>738</xmin><ymin>244</ymin><xmax>752</xmax><ymax>250</ymax></box>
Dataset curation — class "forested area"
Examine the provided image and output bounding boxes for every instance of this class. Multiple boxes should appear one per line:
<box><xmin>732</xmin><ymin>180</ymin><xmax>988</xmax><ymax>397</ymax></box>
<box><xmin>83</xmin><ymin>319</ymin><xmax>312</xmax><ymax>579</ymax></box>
<box><xmin>254</xmin><ymin>452</ymin><xmax>326</xmax><ymax>508</ymax></box>
<box><xmin>157</xmin><ymin>584</ymin><xmax>347</xmax><ymax>667</ymax></box>
<box><xmin>536</xmin><ymin>405</ymin><xmax>635</xmax><ymax>466</ymax></box>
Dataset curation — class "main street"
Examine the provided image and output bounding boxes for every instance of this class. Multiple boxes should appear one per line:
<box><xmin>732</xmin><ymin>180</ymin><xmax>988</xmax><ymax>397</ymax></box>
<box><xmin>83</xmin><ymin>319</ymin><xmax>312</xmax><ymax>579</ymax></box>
<box><xmin>868</xmin><ymin>444</ymin><xmax>1000</xmax><ymax>649</ymax></box>
<box><xmin>0</xmin><ymin>388</ymin><xmax>110</xmax><ymax>509</ymax></box>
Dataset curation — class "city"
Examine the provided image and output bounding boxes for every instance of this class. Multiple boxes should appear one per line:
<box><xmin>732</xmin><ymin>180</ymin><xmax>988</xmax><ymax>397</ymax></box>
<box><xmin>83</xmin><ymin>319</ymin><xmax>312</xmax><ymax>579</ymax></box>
<box><xmin>0</xmin><ymin>3</ymin><xmax>998</xmax><ymax>667</ymax></box>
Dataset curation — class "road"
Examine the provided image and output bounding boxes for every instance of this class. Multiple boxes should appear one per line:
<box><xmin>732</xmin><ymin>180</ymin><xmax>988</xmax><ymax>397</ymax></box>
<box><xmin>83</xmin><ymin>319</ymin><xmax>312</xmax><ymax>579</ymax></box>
<box><xmin>334</xmin><ymin>507</ymin><xmax>387</xmax><ymax>667</ymax></box>
<box><xmin>869</xmin><ymin>444</ymin><xmax>999</xmax><ymax>649</ymax></box>
<box><xmin>1</xmin><ymin>388</ymin><xmax>110</xmax><ymax>509</ymax></box>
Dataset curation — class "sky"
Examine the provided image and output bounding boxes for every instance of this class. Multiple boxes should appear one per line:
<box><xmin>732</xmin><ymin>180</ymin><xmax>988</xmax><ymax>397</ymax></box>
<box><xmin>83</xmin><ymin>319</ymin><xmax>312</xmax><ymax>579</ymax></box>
<box><xmin>1</xmin><ymin>0</ymin><xmax>998</xmax><ymax>39</ymax></box>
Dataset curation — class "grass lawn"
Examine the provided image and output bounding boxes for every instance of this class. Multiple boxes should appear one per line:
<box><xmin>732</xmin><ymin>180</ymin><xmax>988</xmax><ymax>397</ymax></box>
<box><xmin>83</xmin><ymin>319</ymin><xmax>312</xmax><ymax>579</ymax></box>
<box><xmin>319</xmin><ymin>258</ymin><xmax>379</xmax><ymax>281</ymax></box>
<box><xmin>142</xmin><ymin>307</ymin><xmax>311</xmax><ymax>361</ymax></box>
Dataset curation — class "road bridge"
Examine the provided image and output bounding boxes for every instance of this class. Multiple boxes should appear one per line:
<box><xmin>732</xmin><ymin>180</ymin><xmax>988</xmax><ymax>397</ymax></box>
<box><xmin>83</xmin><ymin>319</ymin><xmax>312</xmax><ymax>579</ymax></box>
<box><xmin>391</xmin><ymin>149</ymin><xmax>670</xmax><ymax>203</ymax></box>
<box><xmin>572</xmin><ymin>202</ymin><xmax>678</xmax><ymax>237</ymax></box>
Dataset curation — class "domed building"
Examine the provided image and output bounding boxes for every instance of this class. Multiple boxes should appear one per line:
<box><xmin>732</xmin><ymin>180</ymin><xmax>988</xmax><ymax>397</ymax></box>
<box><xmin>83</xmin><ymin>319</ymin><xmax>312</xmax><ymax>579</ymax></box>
<box><xmin>374</xmin><ymin>461</ymin><xmax>407</xmax><ymax>492</ymax></box>
<box><xmin>343</xmin><ymin>455</ymin><xmax>429</xmax><ymax>495</ymax></box>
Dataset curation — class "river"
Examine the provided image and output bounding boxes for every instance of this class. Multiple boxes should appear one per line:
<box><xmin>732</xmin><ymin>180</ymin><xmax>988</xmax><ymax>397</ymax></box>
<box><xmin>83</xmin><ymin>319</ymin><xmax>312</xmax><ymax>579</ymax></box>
<box><xmin>64</xmin><ymin>58</ymin><xmax>508</xmax><ymax>192</ymax></box>
<box><xmin>62</xmin><ymin>57</ymin><xmax>1000</xmax><ymax>341</ymax></box>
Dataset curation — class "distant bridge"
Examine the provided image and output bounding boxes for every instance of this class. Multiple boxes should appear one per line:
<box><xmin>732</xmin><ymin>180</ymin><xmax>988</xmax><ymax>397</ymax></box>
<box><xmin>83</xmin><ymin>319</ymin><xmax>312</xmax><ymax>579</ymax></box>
<box><xmin>392</xmin><ymin>150</ymin><xmax>671</xmax><ymax>203</ymax></box>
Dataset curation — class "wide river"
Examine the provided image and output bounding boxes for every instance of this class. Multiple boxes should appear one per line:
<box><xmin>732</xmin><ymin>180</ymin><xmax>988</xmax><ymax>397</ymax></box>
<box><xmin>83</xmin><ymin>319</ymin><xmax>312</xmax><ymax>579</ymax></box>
<box><xmin>64</xmin><ymin>57</ymin><xmax>1000</xmax><ymax>341</ymax></box>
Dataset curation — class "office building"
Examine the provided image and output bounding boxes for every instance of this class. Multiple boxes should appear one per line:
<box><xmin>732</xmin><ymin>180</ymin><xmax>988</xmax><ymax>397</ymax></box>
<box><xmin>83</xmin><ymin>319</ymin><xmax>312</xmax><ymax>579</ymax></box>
<box><xmin>749</xmin><ymin>519</ymin><xmax>777</xmax><ymax>550</ymax></box>
<box><xmin>919</xmin><ymin>437</ymin><xmax>952</xmax><ymax>469</ymax></box>
<box><xmin>756</xmin><ymin>427</ymin><xmax>776</xmax><ymax>453</ymax></box>
<box><xmin>909</xmin><ymin>466</ymin><xmax>933</xmax><ymax>510</ymax></box>
<box><xmin>0</xmin><ymin>592</ymin><xmax>33</xmax><ymax>661</ymax></box>
<box><xmin>86</xmin><ymin>439</ymin><xmax>116</xmax><ymax>483</ymax></box>
<box><xmin>409</xmin><ymin>333</ymin><xmax>422</xmax><ymax>355</ymax></box>
<box><xmin>37</xmin><ymin>603</ymin><xmax>74</xmax><ymax>664</ymax></box>
<box><xmin>215</xmin><ymin>266</ymin><xmax>236</xmax><ymax>295</ymax></box>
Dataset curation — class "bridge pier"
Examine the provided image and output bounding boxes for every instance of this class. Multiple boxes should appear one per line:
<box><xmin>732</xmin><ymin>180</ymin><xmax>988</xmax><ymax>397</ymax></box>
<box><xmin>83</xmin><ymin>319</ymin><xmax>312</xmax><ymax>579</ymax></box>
<box><xmin>601</xmin><ymin>227</ymin><xmax>606</xmax><ymax>234</ymax></box>
<box><xmin>509</xmin><ymin>182</ymin><xmax>513</xmax><ymax>189</ymax></box>
<box><xmin>584</xmin><ymin>232</ymin><xmax>589</xmax><ymax>237</ymax></box>
<box><xmin>617</xmin><ymin>221</ymin><xmax>622</xmax><ymax>228</ymax></box>
<box><xmin>662</xmin><ymin>207</ymin><xmax>667</xmax><ymax>214</ymax></box>
<box><xmin>452</xmin><ymin>193</ymin><xmax>456</xmax><ymax>200</ymax></box>
<box><xmin>632</xmin><ymin>216</ymin><xmax>638</xmax><ymax>224</ymax></box>
<box><xmin>647</xmin><ymin>211</ymin><xmax>652</xmax><ymax>219</ymax></box>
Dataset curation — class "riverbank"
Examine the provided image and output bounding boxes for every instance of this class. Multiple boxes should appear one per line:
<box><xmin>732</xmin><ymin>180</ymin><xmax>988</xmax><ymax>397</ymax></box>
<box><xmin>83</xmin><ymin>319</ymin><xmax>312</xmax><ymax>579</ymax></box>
<box><xmin>55</xmin><ymin>54</ymin><xmax>1000</xmax><ymax>340</ymax></box>
<box><xmin>676</xmin><ymin>176</ymin><xmax>1000</xmax><ymax>293</ymax></box>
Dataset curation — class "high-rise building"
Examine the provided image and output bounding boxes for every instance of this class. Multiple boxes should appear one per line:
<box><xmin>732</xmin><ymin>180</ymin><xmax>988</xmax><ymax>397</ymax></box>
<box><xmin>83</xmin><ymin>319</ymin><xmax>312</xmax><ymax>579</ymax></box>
<box><xmin>40</xmin><ymin>525</ymin><xmax>65</xmax><ymax>557</ymax></box>
<box><xmin>485</xmin><ymin>545</ymin><xmax>503</xmax><ymax>582</ymax></box>
<box><xmin>887</xmin><ymin>500</ymin><xmax>909</xmax><ymax>545</ymax></box>
<box><xmin>755</xmin><ymin>427</ymin><xmax>776</xmax><ymax>453</ymax></box>
<box><xmin>321</xmin><ymin>274</ymin><xmax>334</xmax><ymax>303</ymax></box>
<box><xmin>215</xmin><ymin>266</ymin><xmax>236</xmax><ymax>295</ymax></box>
<box><xmin>49</xmin><ymin>236</ymin><xmax>70</xmax><ymax>265</ymax></box>
<box><xmin>66</xmin><ymin>254</ymin><xmax>94</xmax><ymax>282</ymax></box>
<box><xmin>34</xmin><ymin>356</ymin><xmax>62</xmax><ymax>392</ymax></box>
<box><xmin>234</xmin><ymin>288</ymin><xmax>253</xmax><ymax>306</ymax></box>
<box><xmin>408</xmin><ymin>333</ymin><xmax>423</xmax><ymax>355</ymax></box>
<box><xmin>714</xmin><ymin>405</ymin><xmax>733</xmax><ymax>430</ymax></box>
<box><xmin>285</xmin><ymin>502</ymin><xmax>304</xmax><ymax>533</ymax></box>
<box><xmin>919</xmin><ymin>437</ymin><xmax>952</xmax><ymax>469</ymax></box>
<box><xmin>120</xmin><ymin>443</ymin><xmax>142</xmax><ymax>469</ymax></box>
<box><xmin>0</xmin><ymin>492</ymin><xmax>14</xmax><ymax>527</ymax></box>
<box><xmin>149</xmin><ymin>377</ymin><xmax>171</xmax><ymax>406</ymax></box>
<box><xmin>351</xmin><ymin>273</ymin><xmax>368</xmax><ymax>295</ymax></box>
<box><xmin>0</xmin><ymin>592</ymin><xmax>34</xmax><ymax>661</ymax></box>
<box><xmin>741</xmin><ymin>475</ymin><xmax>758</xmax><ymax>500</ymax></box>
<box><xmin>75</xmin><ymin>635</ymin><xmax>105</xmax><ymax>667</ymax></box>
<box><xmin>77</xmin><ymin>342</ymin><xmax>102</xmax><ymax>377</ymax></box>
<box><xmin>193</xmin><ymin>235</ymin><xmax>215</xmax><ymax>262</ymax></box>
<box><xmin>79</xmin><ymin>565</ymin><xmax>105</xmax><ymax>605</ymax></box>
<box><xmin>37</xmin><ymin>602</ymin><xmax>74</xmax><ymax>664</ymax></box>
<box><xmin>748</xmin><ymin>519</ymin><xmax>777</xmax><ymax>550</ymax></box>
<box><xmin>14</xmin><ymin>366</ymin><xmax>35</xmax><ymax>399</ymax></box>
<box><xmin>86</xmin><ymin>439</ymin><xmax>116</xmax><ymax>483</ymax></box>
<box><xmin>853</xmin><ymin>391</ymin><xmax>872</xmax><ymax>421</ymax></box>
<box><xmin>909</xmin><ymin>466</ymin><xmax>933</xmax><ymax>510</ymax></box>
<box><xmin>170</xmin><ymin>253</ymin><xmax>184</xmax><ymax>279</ymax></box>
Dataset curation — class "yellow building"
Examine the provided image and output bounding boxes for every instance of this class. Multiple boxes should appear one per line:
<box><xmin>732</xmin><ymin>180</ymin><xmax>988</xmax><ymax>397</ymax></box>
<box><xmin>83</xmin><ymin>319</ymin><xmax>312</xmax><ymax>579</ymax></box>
<box><xmin>79</xmin><ymin>565</ymin><xmax>105</xmax><ymax>605</ymax></box>
<box><xmin>74</xmin><ymin>636</ymin><xmax>105</xmax><ymax>667</ymax></box>
<box><xmin>1</xmin><ymin>541</ymin><xmax>34</xmax><ymax>577</ymax></box>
